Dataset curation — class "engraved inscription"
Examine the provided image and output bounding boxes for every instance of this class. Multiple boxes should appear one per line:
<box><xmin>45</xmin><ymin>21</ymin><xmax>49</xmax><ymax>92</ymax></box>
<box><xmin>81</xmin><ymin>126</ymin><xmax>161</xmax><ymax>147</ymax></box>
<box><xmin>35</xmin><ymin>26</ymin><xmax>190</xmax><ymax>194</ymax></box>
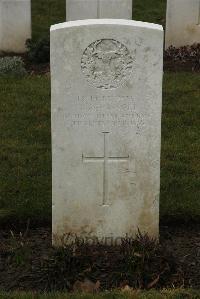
<box><xmin>57</xmin><ymin>96</ymin><xmax>145</xmax><ymax>133</ymax></box>
<box><xmin>81</xmin><ymin>39</ymin><xmax>134</xmax><ymax>89</ymax></box>
<box><xmin>82</xmin><ymin>132</ymin><xmax>129</xmax><ymax>206</ymax></box>
<box><xmin>58</xmin><ymin>96</ymin><xmax>145</xmax><ymax>133</ymax></box>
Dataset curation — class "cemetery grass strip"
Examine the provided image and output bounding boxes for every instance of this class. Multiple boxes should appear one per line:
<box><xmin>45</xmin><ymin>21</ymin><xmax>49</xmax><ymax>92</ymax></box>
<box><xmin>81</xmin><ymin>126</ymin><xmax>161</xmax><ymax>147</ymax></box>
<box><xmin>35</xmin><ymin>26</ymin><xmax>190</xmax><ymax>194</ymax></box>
<box><xmin>0</xmin><ymin>76</ymin><xmax>51</xmax><ymax>224</ymax></box>
<box><xmin>32</xmin><ymin>0</ymin><xmax>66</xmax><ymax>40</ymax></box>
<box><xmin>0</xmin><ymin>72</ymin><xmax>199</xmax><ymax>224</ymax></box>
<box><xmin>0</xmin><ymin>290</ymin><xmax>200</xmax><ymax>299</ymax></box>
<box><xmin>133</xmin><ymin>0</ymin><xmax>166</xmax><ymax>26</ymax></box>
<box><xmin>161</xmin><ymin>72</ymin><xmax>200</xmax><ymax>224</ymax></box>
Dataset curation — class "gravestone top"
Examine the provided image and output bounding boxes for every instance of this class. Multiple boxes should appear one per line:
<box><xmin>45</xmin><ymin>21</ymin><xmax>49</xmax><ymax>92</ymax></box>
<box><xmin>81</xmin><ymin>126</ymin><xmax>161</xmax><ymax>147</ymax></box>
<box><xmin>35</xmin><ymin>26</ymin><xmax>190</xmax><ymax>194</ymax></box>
<box><xmin>51</xmin><ymin>19</ymin><xmax>162</xmax><ymax>31</ymax></box>
<box><xmin>51</xmin><ymin>19</ymin><xmax>163</xmax><ymax>246</ymax></box>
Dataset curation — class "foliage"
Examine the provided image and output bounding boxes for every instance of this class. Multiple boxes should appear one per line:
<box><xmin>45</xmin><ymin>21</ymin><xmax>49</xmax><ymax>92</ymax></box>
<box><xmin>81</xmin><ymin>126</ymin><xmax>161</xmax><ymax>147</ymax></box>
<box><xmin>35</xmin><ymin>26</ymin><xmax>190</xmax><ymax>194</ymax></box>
<box><xmin>0</xmin><ymin>56</ymin><xmax>27</xmax><ymax>77</ymax></box>
<box><xmin>26</xmin><ymin>37</ymin><xmax>50</xmax><ymax>64</ymax></box>
<box><xmin>36</xmin><ymin>231</ymin><xmax>182</xmax><ymax>291</ymax></box>
<box><xmin>164</xmin><ymin>44</ymin><xmax>200</xmax><ymax>71</ymax></box>
<box><xmin>8</xmin><ymin>229</ymin><xmax>30</xmax><ymax>266</ymax></box>
<box><xmin>42</xmin><ymin>245</ymin><xmax>89</xmax><ymax>290</ymax></box>
<box><xmin>119</xmin><ymin>231</ymin><xmax>181</xmax><ymax>289</ymax></box>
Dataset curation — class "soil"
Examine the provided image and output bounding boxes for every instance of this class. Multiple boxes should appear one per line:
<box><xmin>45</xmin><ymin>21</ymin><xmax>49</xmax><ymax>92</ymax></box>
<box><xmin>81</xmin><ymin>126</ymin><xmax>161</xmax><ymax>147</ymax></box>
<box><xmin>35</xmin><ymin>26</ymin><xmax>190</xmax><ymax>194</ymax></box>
<box><xmin>160</xmin><ymin>225</ymin><xmax>200</xmax><ymax>289</ymax></box>
<box><xmin>25</xmin><ymin>59</ymin><xmax>199</xmax><ymax>75</ymax></box>
<box><xmin>164</xmin><ymin>44</ymin><xmax>200</xmax><ymax>73</ymax></box>
<box><xmin>0</xmin><ymin>225</ymin><xmax>200</xmax><ymax>292</ymax></box>
<box><xmin>24</xmin><ymin>56</ymin><xmax>50</xmax><ymax>75</ymax></box>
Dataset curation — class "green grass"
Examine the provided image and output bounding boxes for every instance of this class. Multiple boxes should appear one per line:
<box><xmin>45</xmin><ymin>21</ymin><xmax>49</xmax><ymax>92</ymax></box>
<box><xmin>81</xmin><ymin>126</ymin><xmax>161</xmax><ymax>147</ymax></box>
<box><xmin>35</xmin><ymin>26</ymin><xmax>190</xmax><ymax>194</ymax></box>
<box><xmin>133</xmin><ymin>0</ymin><xmax>166</xmax><ymax>26</ymax></box>
<box><xmin>32</xmin><ymin>0</ymin><xmax>66</xmax><ymax>40</ymax></box>
<box><xmin>31</xmin><ymin>0</ymin><xmax>166</xmax><ymax>40</ymax></box>
<box><xmin>0</xmin><ymin>290</ymin><xmax>200</xmax><ymax>299</ymax></box>
<box><xmin>0</xmin><ymin>76</ymin><xmax>51</xmax><ymax>222</ymax></box>
<box><xmin>161</xmin><ymin>73</ymin><xmax>200</xmax><ymax>222</ymax></box>
<box><xmin>0</xmin><ymin>72</ymin><xmax>199</xmax><ymax>224</ymax></box>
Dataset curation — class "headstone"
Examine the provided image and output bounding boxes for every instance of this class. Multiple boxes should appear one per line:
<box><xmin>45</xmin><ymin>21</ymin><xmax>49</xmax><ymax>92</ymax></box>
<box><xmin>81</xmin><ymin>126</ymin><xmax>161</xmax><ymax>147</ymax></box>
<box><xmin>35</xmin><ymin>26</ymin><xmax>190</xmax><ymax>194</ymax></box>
<box><xmin>165</xmin><ymin>0</ymin><xmax>200</xmax><ymax>49</ymax></box>
<box><xmin>0</xmin><ymin>0</ymin><xmax>31</xmax><ymax>53</ymax></box>
<box><xmin>66</xmin><ymin>0</ymin><xmax>132</xmax><ymax>21</ymax></box>
<box><xmin>51</xmin><ymin>19</ymin><xmax>163</xmax><ymax>246</ymax></box>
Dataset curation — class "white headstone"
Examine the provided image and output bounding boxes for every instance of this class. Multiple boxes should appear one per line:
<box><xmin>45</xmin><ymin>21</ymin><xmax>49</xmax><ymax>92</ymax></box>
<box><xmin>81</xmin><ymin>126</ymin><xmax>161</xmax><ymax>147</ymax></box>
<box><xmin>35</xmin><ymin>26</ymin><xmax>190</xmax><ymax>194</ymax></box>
<box><xmin>66</xmin><ymin>0</ymin><xmax>132</xmax><ymax>21</ymax></box>
<box><xmin>165</xmin><ymin>0</ymin><xmax>200</xmax><ymax>49</ymax></box>
<box><xmin>51</xmin><ymin>19</ymin><xmax>163</xmax><ymax>246</ymax></box>
<box><xmin>0</xmin><ymin>0</ymin><xmax>31</xmax><ymax>53</ymax></box>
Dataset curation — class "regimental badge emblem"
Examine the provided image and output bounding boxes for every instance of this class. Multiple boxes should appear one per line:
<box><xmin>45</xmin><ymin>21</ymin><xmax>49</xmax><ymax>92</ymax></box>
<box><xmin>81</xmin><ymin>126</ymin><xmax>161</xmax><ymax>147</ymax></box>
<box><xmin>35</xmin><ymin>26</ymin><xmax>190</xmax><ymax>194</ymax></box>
<box><xmin>81</xmin><ymin>39</ymin><xmax>134</xmax><ymax>90</ymax></box>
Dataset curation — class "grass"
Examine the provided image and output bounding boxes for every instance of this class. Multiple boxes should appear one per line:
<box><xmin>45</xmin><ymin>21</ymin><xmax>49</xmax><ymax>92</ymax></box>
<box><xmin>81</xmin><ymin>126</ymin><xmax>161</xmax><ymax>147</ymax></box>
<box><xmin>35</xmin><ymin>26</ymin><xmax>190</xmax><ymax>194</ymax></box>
<box><xmin>0</xmin><ymin>72</ymin><xmax>199</xmax><ymax>224</ymax></box>
<box><xmin>0</xmin><ymin>76</ymin><xmax>51</xmax><ymax>223</ymax></box>
<box><xmin>133</xmin><ymin>0</ymin><xmax>166</xmax><ymax>26</ymax></box>
<box><xmin>0</xmin><ymin>290</ymin><xmax>200</xmax><ymax>299</ymax></box>
<box><xmin>31</xmin><ymin>0</ymin><xmax>166</xmax><ymax>40</ymax></box>
<box><xmin>32</xmin><ymin>0</ymin><xmax>66</xmax><ymax>40</ymax></box>
<box><xmin>161</xmin><ymin>73</ymin><xmax>200</xmax><ymax>223</ymax></box>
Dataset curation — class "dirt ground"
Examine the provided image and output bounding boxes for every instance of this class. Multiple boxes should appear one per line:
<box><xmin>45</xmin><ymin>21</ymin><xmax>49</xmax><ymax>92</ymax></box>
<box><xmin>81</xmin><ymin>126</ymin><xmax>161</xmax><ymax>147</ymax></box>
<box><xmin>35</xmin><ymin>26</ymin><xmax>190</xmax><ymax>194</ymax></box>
<box><xmin>0</xmin><ymin>225</ymin><xmax>200</xmax><ymax>292</ymax></box>
<box><xmin>160</xmin><ymin>225</ymin><xmax>200</xmax><ymax>289</ymax></box>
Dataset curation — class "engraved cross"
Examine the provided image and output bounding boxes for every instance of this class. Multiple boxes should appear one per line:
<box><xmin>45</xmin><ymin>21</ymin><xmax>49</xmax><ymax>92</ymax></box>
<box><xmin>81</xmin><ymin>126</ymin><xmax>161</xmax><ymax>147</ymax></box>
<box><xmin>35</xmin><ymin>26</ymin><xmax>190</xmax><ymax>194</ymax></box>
<box><xmin>82</xmin><ymin>132</ymin><xmax>129</xmax><ymax>206</ymax></box>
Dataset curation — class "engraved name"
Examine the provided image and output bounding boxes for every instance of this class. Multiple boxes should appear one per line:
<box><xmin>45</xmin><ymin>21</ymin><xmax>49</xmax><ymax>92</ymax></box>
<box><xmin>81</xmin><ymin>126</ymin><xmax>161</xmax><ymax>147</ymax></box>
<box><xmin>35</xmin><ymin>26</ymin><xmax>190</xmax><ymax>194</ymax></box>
<box><xmin>56</xmin><ymin>96</ymin><xmax>145</xmax><ymax>132</ymax></box>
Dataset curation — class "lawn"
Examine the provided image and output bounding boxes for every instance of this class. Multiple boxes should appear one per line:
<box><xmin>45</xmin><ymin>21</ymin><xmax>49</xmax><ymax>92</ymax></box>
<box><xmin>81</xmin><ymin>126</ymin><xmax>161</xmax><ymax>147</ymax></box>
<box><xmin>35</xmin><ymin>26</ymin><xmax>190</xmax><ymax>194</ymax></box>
<box><xmin>161</xmin><ymin>73</ymin><xmax>200</xmax><ymax>223</ymax></box>
<box><xmin>0</xmin><ymin>76</ymin><xmax>51</xmax><ymax>223</ymax></box>
<box><xmin>0</xmin><ymin>72</ymin><xmax>199</xmax><ymax>224</ymax></box>
<box><xmin>0</xmin><ymin>290</ymin><xmax>200</xmax><ymax>299</ymax></box>
<box><xmin>32</xmin><ymin>0</ymin><xmax>66</xmax><ymax>40</ymax></box>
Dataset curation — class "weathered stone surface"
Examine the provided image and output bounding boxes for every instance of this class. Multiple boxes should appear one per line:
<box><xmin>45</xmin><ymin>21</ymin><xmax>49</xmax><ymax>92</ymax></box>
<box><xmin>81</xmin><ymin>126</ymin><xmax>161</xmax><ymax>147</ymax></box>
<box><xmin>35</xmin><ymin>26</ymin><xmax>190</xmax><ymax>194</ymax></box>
<box><xmin>66</xmin><ymin>0</ymin><xmax>132</xmax><ymax>21</ymax></box>
<box><xmin>165</xmin><ymin>0</ymin><xmax>200</xmax><ymax>49</ymax></box>
<box><xmin>0</xmin><ymin>0</ymin><xmax>31</xmax><ymax>53</ymax></box>
<box><xmin>51</xmin><ymin>19</ymin><xmax>163</xmax><ymax>246</ymax></box>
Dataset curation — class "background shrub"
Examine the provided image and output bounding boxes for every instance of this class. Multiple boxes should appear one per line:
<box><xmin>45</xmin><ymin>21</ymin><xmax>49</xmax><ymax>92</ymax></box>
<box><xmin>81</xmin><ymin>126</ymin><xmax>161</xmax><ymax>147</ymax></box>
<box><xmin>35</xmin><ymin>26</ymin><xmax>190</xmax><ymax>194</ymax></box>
<box><xmin>26</xmin><ymin>36</ymin><xmax>50</xmax><ymax>64</ymax></box>
<box><xmin>0</xmin><ymin>56</ymin><xmax>27</xmax><ymax>77</ymax></box>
